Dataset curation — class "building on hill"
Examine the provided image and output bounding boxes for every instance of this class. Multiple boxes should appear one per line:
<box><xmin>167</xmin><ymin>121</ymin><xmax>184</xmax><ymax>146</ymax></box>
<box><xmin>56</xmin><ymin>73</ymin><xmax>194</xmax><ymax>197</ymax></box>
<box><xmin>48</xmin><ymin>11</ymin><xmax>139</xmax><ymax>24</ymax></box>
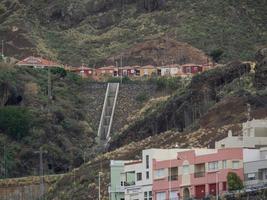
<box><xmin>215</xmin><ymin>119</ymin><xmax>267</xmax><ymax>149</ymax></box>
<box><xmin>96</xmin><ymin>66</ymin><xmax>118</xmax><ymax>77</ymax></box>
<box><xmin>70</xmin><ymin>65</ymin><xmax>94</xmax><ymax>78</ymax></box>
<box><xmin>157</xmin><ymin>64</ymin><xmax>181</xmax><ymax>77</ymax></box>
<box><xmin>181</xmin><ymin>63</ymin><xmax>203</xmax><ymax>75</ymax></box>
<box><xmin>243</xmin><ymin>148</ymin><xmax>267</xmax><ymax>189</ymax></box>
<box><xmin>16</xmin><ymin>56</ymin><xmax>61</xmax><ymax>69</ymax></box>
<box><xmin>136</xmin><ymin>65</ymin><xmax>157</xmax><ymax>77</ymax></box>
<box><xmin>118</xmin><ymin>66</ymin><xmax>136</xmax><ymax>77</ymax></box>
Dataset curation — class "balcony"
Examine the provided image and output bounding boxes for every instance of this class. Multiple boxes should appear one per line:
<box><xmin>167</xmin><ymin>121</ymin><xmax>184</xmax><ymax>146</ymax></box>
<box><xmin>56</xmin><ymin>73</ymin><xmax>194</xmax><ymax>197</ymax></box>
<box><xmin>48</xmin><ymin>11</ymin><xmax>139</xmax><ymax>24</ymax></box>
<box><xmin>124</xmin><ymin>181</ymin><xmax>135</xmax><ymax>186</ymax></box>
<box><xmin>194</xmin><ymin>171</ymin><xmax>205</xmax><ymax>178</ymax></box>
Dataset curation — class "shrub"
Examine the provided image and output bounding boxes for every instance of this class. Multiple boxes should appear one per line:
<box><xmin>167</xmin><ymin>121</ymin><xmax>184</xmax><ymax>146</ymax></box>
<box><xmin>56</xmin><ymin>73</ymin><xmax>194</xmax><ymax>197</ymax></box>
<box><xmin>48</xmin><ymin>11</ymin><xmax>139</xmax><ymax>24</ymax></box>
<box><xmin>227</xmin><ymin>172</ymin><xmax>243</xmax><ymax>191</ymax></box>
<box><xmin>51</xmin><ymin>67</ymin><xmax>67</xmax><ymax>78</ymax></box>
<box><xmin>136</xmin><ymin>92</ymin><xmax>149</xmax><ymax>102</ymax></box>
<box><xmin>148</xmin><ymin>77</ymin><xmax>182</xmax><ymax>91</ymax></box>
<box><xmin>0</xmin><ymin>106</ymin><xmax>32</xmax><ymax>140</ymax></box>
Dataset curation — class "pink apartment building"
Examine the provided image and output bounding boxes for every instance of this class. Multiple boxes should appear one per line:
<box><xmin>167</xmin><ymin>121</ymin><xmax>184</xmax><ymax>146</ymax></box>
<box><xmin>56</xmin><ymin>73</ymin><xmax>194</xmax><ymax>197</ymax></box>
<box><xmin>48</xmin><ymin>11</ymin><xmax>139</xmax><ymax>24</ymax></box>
<box><xmin>152</xmin><ymin>148</ymin><xmax>244</xmax><ymax>200</ymax></box>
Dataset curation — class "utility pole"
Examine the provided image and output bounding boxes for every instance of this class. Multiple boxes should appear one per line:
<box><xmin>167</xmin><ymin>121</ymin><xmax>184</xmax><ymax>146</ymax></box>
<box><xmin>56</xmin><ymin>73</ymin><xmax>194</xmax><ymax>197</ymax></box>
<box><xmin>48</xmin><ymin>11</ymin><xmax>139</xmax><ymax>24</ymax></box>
<box><xmin>35</xmin><ymin>147</ymin><xmax>47</xmax><ymax>200</ymax></box>
<box><xmin>120</xmin><ymin>55</ymin><xmax>123</xmax><ymax>84</ymax></box>
<box><xmin>98</xmin><ymin>171</ymin><xmax>102</xmax><ymax>200</ymax></box>
<box><xmin>48</xmin><ymin>68</ymin><xmax>52</xmax><ymax>102</ymax></box>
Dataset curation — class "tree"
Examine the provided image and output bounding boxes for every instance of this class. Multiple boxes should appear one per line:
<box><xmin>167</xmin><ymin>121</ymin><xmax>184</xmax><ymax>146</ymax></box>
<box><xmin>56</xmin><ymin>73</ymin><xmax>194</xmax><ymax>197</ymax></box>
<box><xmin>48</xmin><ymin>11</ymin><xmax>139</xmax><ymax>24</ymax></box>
<box><xmin>209</xmin><ymin>49</ymin><xmax>224</xmax><ymax>63</ymax></box>
<box><xmin>227</xmin><ymin>172</ymin><xmax>243</xmax><ymax>191</ymax></box>
<box><xmin>0</xmin><ymin>106</ymin><xmax>32</xmax><ymax>140</ymax></box>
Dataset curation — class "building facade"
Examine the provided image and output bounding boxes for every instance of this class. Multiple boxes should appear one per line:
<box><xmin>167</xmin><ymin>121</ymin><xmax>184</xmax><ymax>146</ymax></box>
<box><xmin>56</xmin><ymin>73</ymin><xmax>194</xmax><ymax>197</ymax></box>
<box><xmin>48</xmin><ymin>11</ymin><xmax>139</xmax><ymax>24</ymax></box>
<box><xmin>215</xmin><ymin>119</ymin><xmax>267</xmax><ymax>149</ymax></box>
<box><xmin>109</xmin><ymin>160</ymin><xmax>127</xmax><ymax>200</ymax></box>
<box><xmin>110</xmin><ymin>149</ymin><xmax>189</xmax><ymax>200</ymax></box>
<box><xmin>152</xmin><ymin>148</ymin><xmax>244</xmax><ymax>200</ymax></box>
<box><xmin>243</xmin><ymin>148</ymin><xmax>267</xmax><ymax>189</ymax></box>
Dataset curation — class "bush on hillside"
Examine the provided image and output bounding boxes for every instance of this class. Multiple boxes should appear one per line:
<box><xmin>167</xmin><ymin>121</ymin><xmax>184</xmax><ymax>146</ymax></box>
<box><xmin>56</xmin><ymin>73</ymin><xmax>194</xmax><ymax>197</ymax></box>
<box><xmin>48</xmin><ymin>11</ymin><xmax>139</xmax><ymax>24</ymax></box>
<box><xmin>51</xmin><ymin>67</ymin><xmax>67</xmax><ymax>78</ymax></box>
<box><xmin>148</xmin><ymin>77</ymin><xmax>182</xmax><ymax>92</ymax></box>
<box><xmin>0</xmin><ymin>106</ymin><xmax>33</xmax><ymax>140</ymax></box>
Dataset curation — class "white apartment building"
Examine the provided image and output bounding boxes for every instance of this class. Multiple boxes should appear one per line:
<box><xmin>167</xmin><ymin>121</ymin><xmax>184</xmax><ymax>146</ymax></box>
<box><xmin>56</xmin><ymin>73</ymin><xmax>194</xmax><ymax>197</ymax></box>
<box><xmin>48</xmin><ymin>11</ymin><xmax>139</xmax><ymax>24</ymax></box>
<box><xmin>215</xmin><ymin>119</ymin><xmax>267</xmax><ymax>149</ymax></box>
<box><xmin>243</xmin><ymin>148</ymin><xmax>267</xmax><ymax>188</ymax></box>
<box><xmin>121</xmin><ymin>149</ymin><xmax>189</xmax><ymax>200</ymax></box>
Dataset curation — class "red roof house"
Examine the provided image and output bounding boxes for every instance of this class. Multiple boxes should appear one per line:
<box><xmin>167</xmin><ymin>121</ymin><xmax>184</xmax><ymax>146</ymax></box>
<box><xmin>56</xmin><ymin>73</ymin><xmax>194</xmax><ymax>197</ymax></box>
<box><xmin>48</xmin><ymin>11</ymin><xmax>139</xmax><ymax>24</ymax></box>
<box><xmin>16</xmin><ymin>56</ymin><xmax>61</xmax><ymax>68</ymax></box>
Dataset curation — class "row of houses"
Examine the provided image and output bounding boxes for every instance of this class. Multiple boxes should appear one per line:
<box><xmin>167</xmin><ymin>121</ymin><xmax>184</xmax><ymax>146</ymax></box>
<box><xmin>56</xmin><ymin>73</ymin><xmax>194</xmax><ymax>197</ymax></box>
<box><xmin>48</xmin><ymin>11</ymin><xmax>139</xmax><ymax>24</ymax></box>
<box><xmin>15</xmin><ymin>56</ymin><xmax>214</xmax><ymax>79</ymax></box>
<box><xmin>109</xmin><ymin>119</ymin><xmax>267</xmax><ymax>200</ymax></box>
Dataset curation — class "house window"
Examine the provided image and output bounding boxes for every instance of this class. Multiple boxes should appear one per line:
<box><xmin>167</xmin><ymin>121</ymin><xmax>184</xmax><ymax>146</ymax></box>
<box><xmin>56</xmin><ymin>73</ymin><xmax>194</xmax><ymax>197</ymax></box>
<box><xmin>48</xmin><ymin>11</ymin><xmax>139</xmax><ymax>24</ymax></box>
<box><xmin>146</xmin><ymin>171</ymin><xmax>150</xmax><ymax>179</ymax></box>
<box><xmin>168</xmin><ymin>167</ymin><xmax>178</xmax><ymax>181</ymax></box>
<box><xmin>170</xmin><ymin>191</ymin><xmax>178</xmax><ymax>199</ymax></box>
<box><xmin>136</xmin><ymin>172</ymin><xmax>142</xmax><ymax>181</ymax></box>
<box><xmin>247</xmin><ymin>173</ymin><xmax>256</xmax><ymax>180</ymax></box>
<box><xmin>183</xmin><ymin>165</ymin><xmax>190</xmax><ymax>174</ymax></box>
<box><xmin>144</xmin><ymin>191</ymin><xmax>152</xmax><ymax>200</ymax></box>
<box><xmin>149</xmin><ymin>191</ymin><xmax>152</xmax><ymax>200</ymax></box>
<box><xmin>222</xmin><ymin>160</ymin><xmax>227</xmax><ymax>169</ymax></box>
<box><xmin>208</xmin><ymin>161</ymin><xmax>218</xmax><ymax>171</ymax></box>
<box><xmin>146</xmin><ymin>155</ymin><xmax>149</xmax><ymax>169</ymax></box>
<box><xmin>154</xmin><ymin>168</ymin><xmax>165</xmax><ymax>179</ymax></box>
<box><xmin>144</xmin><ymin>191</ymin><xmax>147</xmax><ymax>199</ymax></box>
<box><xmin>232</xmin><ymin>161</ymin><xmax>239</xmax><ymax>169</ymax></box>
<box><xmin>156</xmin><ymin>192</ymin><xmax>166</xmax><ymax>200</ymax></box>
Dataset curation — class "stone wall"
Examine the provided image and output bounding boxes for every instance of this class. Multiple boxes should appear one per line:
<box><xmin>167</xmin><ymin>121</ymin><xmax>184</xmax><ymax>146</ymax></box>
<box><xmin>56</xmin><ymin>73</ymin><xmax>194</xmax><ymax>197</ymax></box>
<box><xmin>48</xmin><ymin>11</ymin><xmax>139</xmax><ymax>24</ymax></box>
<box><xmin>81</xmin><ymin>82</ymin><xmax>159</xmax><ymax>134</ymax></box>
<box><xmin>0</xmin><ymin>184</ymin><xmax>48</xmax><ymax>200</ymax></box>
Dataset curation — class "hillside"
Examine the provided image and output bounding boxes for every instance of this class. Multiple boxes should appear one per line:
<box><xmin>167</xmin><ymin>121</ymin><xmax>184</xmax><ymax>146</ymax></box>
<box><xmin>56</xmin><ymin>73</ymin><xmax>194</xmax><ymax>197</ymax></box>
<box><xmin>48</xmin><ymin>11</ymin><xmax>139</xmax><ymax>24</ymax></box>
<box><xmin>44</xmin><ymin>53</ymin><xmax>267</xmax><ymax>200</ymax></box>
<box><xmin>0</xmin><ymin>64</ymin><xmax>167</xmax><ymax>178</ymax></box>
<box><xmin>0</xmin><ymin>0</ymin><xmax>267</xmax><ymax>65</ymax></box>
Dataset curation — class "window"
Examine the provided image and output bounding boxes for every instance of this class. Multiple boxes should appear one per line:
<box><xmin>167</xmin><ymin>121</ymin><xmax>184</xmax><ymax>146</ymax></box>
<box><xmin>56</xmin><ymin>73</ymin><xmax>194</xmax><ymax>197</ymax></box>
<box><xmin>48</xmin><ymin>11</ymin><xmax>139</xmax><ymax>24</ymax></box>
<box><xmin>154</xmin><ymin>169</ymin><xmax>165</xmax><ymax>179</ymax></box>
<box><xmin>170</xmin><ymin>191</ymin><xmax>178</xmax><ymax>199</ymax></box>
<box><xmin>145</xmin><ymin>191</ymin><xmax>152</xmax><ymax>200</ymax></box>
<box><xmin>136</xmin><ymin>172</ymin><xmax>142</xmax><ymax>181</ymax></box>
<box><xmin>208</xmin><ymin>161</ymin><xmax>218</xmax><ymax>171</ymax></box>
<box><xmin>149</xmin><ymin>191</ymin><xmax>152</xmax><ymax>200</ymax></box>
<box><xmin>156</xmin><ymin>192</ymin><xmax>166</xmax><ymax>200</ymax></box>
<box><xmin>183</xmin><ymin>165</ymin><xmax>190</xmax><ymax>174</ymax></box>
<box><xmin>168</xmin><ymin>167</ymin><xmax>178</xmax><ymax>181</ymax></box>
<box><xmin>146</xmin><ymin>171</ymin><xmax>150</xmax><ymax>179</ymax></box>
<box><xmin>247</xmin><ymin>173</ymin><xmax>256</xmax><ymax>180</ymax></box>
<box><xmin>232</xmin><ymin>161</ymin><xmax>239</xmax><ymax>169</ymax></box>
<box><xmin>146</xmin><ymin>155</ymin><xmax>149</xmax><ymax>169</ymax></box>
<box><xmin>222</xmin><ymin>160</ymin><xmax>227</xmax><ymax>169</ymax></box>
<box><xmin>144</xmin><ymin>192</ymin><xmax>147</xmax><ymax>199</ymax></box>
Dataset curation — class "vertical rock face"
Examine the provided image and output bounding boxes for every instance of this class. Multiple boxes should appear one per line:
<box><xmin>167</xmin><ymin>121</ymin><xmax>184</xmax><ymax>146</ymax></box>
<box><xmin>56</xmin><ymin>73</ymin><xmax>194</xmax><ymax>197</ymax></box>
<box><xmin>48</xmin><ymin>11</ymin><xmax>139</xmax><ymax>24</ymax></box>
<box><xmin>255</xmin><ymin>48</ymin><xmax>267</xmax><ymax>89</ymax></box>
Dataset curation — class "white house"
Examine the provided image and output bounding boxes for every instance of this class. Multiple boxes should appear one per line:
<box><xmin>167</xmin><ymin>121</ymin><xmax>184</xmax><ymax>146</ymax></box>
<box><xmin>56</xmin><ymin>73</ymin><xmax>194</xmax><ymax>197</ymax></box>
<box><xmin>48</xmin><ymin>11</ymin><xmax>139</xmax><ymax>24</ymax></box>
<box><xmin>215</xmin><ymin>119</ymin><xmax>267</xmax><ymax>149</ymax></box>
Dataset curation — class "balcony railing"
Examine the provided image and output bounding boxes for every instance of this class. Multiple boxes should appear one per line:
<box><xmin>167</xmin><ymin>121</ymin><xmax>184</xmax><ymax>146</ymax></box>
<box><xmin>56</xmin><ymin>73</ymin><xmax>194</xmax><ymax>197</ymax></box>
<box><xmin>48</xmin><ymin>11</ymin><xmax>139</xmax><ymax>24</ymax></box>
<box><xmin>124</xmin><ymin>181</ymin><xmax>135</xmax><ymax>186</ymax></box>
<box><xmin>194</xmin><ymin>171</ymin><xmax>205</xmax><ymax>178</ymax></box>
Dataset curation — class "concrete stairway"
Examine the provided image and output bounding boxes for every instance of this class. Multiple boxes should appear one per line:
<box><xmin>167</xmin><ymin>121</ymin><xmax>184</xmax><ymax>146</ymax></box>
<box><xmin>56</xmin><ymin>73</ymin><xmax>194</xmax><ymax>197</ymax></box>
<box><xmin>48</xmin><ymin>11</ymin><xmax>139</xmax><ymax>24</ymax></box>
<box><xmin>97</xmin><ymin>83</ymin><xmax>119</xmax><ymax>147</ymax></box>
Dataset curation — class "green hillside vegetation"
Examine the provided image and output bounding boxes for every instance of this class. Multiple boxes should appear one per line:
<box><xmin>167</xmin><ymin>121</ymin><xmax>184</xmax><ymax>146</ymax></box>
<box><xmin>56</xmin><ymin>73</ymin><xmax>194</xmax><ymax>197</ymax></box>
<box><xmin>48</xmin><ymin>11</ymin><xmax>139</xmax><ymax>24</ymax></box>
<box><xmin>0</xmin><ymin>64</ymin><xmax>97</xmax><ymax>178</ymax></box>
<box><xmin>0</xmin><ymin>0</ymin><xmax>266</xmax><ymax>65</ymax></box>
